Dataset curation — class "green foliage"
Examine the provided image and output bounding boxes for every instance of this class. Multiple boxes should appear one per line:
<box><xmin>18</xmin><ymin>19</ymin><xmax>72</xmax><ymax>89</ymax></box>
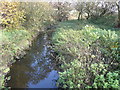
<box><xmin>0</xmin><ymin>2</ymin><xmax>25</xmax><ymax>29</ymax></box>
<box><xmin>1</xmin><ymin>29</ymin><xmax>31</xmax><ymax>64</ymax></box>
<box><xmin>87</xmin><ymin>63</ymin><xmax>119</xmax><ymax>88</ymax></box>
<box><xmin>0</xmin><ymin>29</ymin><xmax>32</xmax><ymax>87</ymax></box>
<box><xmin>57</xmin><ymin>60</ymin><xmax>87</xmax><ymax>88</ymax></box>
<box><xmin>90</xmin><ymin>62</ymin><xmax>108</xmax><ymax>75</ymax></box>
<box><xmin>20</xmin><ymin>2</ymin><xmax>54</xmax><ymax>31</ymax></box>
<box><xmin>88</xmin><ymin>15</ymin><xmax>118</xmax><ymax>30</ymax></box>
<box><xmin>0</xmin><ymin>76</ymin><xmax>5</xmax><ymax>88</ymax></box>
<box><xmin>52</xmin><ymin>19</ymin><xmax>120</xmax><ymax>88</ymax></box>
<box><xmin>0</xmin><ymin>2</ymin><xmax>55</xmax><ymax>88</ymax></box>
<box><xmin>88</xmin><ymin>71</ymin><xmax>119</xmax><ymax>88</ymax></box>
<box><xmin>53</xmin><ymin>25</ymin><xmax>119</xmax><ymax>62</ymax></box>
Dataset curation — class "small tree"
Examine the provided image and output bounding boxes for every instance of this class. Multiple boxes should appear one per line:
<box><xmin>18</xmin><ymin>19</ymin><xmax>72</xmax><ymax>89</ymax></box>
<box><xmin>75</xmin><ymin>2</ymin><xmax>85</xmax><ymax>20</ymax></box>
<box><xmin>20</xmin><ymin>2</ymin><xmax>54</xmax><ymax>31</ymax></box>
<box><xmin>84</xmin><ymin>2</ymin><xmax>96</xmax><ymax>19</ymax></box>
<box><xmin>0</xmin><ymin>2</ymin><xmax>25</xmax><ymax>29</ymax></box>
<box><xmin>75</xmin><ymin>1</ymin><xmax>115</xmax><ymax>20</ymax></box>
<box><xmin>52</xmin><ymin>2</ymin><xmax>71</xmax><ymax>22</ymax></box>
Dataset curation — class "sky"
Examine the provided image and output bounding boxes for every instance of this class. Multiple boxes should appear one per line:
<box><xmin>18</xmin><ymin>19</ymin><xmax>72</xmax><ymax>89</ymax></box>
<box><xmin>0</xmin><ymin>0</ymin><xmax>119</xmax><ymax>2</ymax></box>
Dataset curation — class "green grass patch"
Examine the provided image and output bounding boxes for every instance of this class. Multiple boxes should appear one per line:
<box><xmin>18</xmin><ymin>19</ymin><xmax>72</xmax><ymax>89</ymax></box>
<box><xmin>0</xmin><ymin>29</ymin><xmax>32</xmax><ymax>87</ymax></box>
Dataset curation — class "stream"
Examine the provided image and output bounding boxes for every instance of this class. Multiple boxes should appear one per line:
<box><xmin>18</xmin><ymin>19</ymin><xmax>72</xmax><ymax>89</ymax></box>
<box><xmin>5</xmin><ymin>31</ymin><xmax>59</xmax><ymax>88</ymax></box>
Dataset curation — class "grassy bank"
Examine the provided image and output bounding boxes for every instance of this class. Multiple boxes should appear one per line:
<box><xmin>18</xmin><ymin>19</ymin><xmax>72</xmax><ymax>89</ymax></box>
<box><xmin>52</xmin><ymin>16</ymin><xmax>120</xmax><ymax>88</ymax></box>
<box><xmin>0</xmin><ymin>29</ymin><xmax>36</xmax><ymax>88</ymax></box>
<box><xmin>0</xmin><ymin>2</ymin><xmax>54</xmax><ymax>87</ymax></box>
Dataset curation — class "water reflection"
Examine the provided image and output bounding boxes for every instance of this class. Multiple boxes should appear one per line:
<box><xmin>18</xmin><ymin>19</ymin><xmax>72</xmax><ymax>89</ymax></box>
<box><xmin>6</xmin><ymin>32</ymin><xmax>59</xmax><ymax>88</ymax></box>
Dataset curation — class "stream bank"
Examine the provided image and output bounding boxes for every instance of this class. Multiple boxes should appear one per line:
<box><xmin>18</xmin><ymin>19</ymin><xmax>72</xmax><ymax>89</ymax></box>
<box><xmin>5</xmin><ymin>30</ymin><xmax>59</xmax><ymax>88</ymax></box>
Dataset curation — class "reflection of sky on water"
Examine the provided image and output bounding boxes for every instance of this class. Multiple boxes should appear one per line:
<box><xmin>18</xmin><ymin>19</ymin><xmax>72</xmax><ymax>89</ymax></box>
<box><xmin>6</xmin><ymin>33</ymin><xmax>59</xmax><ymax>88</ymax></box>
<box><xmin>28</xmin><ymin>70</ymin><xmax>58</xmax><ymax>88</ymax></box>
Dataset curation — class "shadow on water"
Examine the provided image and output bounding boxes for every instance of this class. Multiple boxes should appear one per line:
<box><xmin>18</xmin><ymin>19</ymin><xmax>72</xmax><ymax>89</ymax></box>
<box><xmin>6</xmin><ymin>31</ymin><xmax>59</xmax><ymax>88</ymax></box>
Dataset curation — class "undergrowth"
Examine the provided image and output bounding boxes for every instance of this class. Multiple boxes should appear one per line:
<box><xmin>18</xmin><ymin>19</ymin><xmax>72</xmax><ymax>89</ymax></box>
<box><xmin>52</xmin><ymin>16</ymin><xmax>120</xmax><ymax>88</ymax></box>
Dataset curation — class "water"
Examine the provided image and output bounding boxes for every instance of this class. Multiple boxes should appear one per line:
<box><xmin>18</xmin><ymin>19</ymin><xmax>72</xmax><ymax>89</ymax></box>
<box><xmin>6</xmin><ymin>31</ymin><xmax>59</xmax><ymax>88</ymax></box>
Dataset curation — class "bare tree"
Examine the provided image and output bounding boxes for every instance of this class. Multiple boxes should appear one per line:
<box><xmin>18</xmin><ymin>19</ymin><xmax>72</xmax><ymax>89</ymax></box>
<box><xmin>116</xmin><ymin>1</ymin><xmax>120</xmax><ymax>27</ymax></box>
<box><xmin>52</xmin><ymin>1</ymin><xmax>71</xmax><ymax>22</ymax></box>
<box><xmin>77</xmin><ymin>1</ymin><xmax>115</xmax><ymax>19</ymax></box>
<box><xmin>75</xmin><ymin>2</ymin><xmax>85</xmax><ymax>20</ymax></box>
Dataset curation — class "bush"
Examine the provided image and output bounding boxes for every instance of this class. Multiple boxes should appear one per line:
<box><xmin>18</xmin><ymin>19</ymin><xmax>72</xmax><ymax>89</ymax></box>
<box><xmin>20</xmin><ymin>2</ymin><xmax>54</xmax><ymax>31</ymax></box>
<box><xmin>0</xmin><ymin>2</ymin><xmax>25</xmax><ymax>29</ymax></box>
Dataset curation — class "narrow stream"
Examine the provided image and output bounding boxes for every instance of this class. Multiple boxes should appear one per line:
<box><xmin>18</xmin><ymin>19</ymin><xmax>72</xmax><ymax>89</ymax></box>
<box><xmin>6</xmin><ymin>31</ymin><xmax>59</xmax><ymax>88</ymax></box>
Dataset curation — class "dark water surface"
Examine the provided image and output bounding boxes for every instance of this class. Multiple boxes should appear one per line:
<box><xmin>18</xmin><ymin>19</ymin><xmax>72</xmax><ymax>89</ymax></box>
<box><xmin>6</xmin><ymin>31</ymin><xmax>59</xmax><ymax>88</ymax></box>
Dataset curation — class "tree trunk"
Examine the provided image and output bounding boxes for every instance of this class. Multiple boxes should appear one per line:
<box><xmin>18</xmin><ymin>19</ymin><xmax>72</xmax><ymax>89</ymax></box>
<box><xmin>80</xmin><ymin>14</ymin><xmax>82</xmax><ymax>20</ymax></box>
<box><xmin>78</xmin><ymin>12</ymin><xmax>81</xmax><ymax>20</ymax></box>
<box><xmin>118</xmin><ymin>10</ymin><xmax>120</xmax><ymax>27</ymax></box>
<box><xmin>116</xmin><ymin>2</ymin><xmax>120</xmax><ymax>27</ymax></box>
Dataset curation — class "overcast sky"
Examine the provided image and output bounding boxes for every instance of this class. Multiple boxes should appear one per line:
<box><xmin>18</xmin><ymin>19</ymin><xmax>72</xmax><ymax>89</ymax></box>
<box><xmin>0</xmin><ymin>0</ymin><xmax>118</xmax><ymax>2</ymax></box>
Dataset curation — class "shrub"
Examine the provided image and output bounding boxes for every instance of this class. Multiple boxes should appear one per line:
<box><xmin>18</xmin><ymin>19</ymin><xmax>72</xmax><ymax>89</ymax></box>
<box><xmin>20</xmin><ymin>2</ymin><xmax>54</xmax><ymax>31</ymax></box>
<box><xmin>0</xmin><ymin>2</ymin><xmax>25</xmax><ymax>29</ymax></box>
